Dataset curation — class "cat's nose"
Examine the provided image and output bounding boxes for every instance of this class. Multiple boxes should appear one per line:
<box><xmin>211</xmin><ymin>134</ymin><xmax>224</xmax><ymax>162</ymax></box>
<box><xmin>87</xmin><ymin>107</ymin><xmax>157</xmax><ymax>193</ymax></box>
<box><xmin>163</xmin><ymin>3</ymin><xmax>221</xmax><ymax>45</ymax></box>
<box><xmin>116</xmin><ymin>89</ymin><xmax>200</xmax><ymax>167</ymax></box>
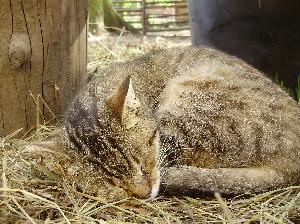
<box><xmin>127</xmin><ymin>183</ymin><xmax>152</xmax><ymax>199</ymax></box>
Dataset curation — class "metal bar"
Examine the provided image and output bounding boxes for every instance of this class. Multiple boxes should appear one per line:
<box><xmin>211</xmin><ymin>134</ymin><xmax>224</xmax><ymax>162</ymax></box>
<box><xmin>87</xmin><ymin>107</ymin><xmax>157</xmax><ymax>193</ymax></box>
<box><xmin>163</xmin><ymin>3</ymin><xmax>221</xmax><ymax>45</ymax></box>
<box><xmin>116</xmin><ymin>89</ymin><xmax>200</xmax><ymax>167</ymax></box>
<box><xmin>141</xmin><ymin>0</ymin><xmax>146</xmax><ymax>34</ymax></box>
<box><xmin>119</xmin><ymin>12</ymin><xmax>188</xmax><ymax>17</ymax></box>
<box><xmin>112</xmin><ymin>0</ymin><xmax>142</xmax><ymax>3</ymax></box>
<box><xmin>145</xmin><ymin>5</ymin><xmax>187</xmax><ymax>9</ymax></box>
<box><xmin>112</xmin><ymin>0</ymin><xmax>189</xmax><ymax>34</ymax></box>
<box><xmin>147</xmin><ymin>27</ymin><xmax>190</xmax><ymax>32</ymax></box>
<box><xmin>147</xmin><ymin>13</ymin><xmax>188</xmax><ymax>18</ymax></box>
<box><xmin>122</xmin><ymin>20</ymin><xmax>143</xmax><ymax>23</ymax></box>
<box><xmin>146</xmin><ymin>0</ymin><xmax>187</xmax><ymax>4</ymax></box>
<box><xmin>115</xmin><ymin>5</ymin><xmax>186</xmax><ymax>11</ymax></box>
<box><xmin>114</xmin><ymin>8</ymin><xmax>142</xmax><ymax>12</ymax></box>
<box><xmin>113</xmin><ymin>0</ymin><xmax>187</xmax><ymax>4</ymax></box>
<box><xmin>146</xmin><ymin>21</ymin><xmax>189</xmax><ymax>26</ymax></box>
<box><xmin>118</xmin><ymin>12</ymin><xmax>142</xmax><ymax>16</ymax></box>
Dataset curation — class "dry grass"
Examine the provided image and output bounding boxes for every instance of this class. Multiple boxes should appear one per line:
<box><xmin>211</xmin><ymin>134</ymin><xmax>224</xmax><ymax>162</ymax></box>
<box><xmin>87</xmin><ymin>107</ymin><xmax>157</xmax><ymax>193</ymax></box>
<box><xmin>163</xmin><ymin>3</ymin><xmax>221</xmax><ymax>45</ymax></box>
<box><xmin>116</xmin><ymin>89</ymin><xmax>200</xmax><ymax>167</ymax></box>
<box><xmin>1</xmin><ymin>32</ymin><xmax>300</xmax><ymax>223</ymax></box>
<box><xmin>87</xmin><ymin>32</ymin><xmax>190</xmax><ymax>75</ymax></box>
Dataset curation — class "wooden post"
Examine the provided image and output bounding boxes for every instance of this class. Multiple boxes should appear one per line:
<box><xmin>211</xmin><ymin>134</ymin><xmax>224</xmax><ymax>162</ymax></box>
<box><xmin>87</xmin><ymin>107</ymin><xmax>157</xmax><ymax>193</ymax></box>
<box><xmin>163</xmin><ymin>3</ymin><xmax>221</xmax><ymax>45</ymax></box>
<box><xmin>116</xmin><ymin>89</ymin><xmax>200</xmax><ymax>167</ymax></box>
<box><xmin>0</xmin><ymin>0</ymin><xmax>88</xmax><ymax>136</ymax></box>
<box><xmin>141</xmin><ymin>0</ymin><xmax>146</xmax><ymax>35</ymax></box>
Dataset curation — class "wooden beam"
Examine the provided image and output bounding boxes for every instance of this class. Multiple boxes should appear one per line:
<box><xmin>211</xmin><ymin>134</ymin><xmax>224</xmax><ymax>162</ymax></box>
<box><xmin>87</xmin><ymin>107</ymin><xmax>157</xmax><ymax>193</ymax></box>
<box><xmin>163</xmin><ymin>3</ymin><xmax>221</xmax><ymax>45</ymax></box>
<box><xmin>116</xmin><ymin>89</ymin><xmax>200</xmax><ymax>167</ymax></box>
<box><xmin>0</xmin><ymin>0</ymin><xmax>88</xmax><ymax>136</ymax></box>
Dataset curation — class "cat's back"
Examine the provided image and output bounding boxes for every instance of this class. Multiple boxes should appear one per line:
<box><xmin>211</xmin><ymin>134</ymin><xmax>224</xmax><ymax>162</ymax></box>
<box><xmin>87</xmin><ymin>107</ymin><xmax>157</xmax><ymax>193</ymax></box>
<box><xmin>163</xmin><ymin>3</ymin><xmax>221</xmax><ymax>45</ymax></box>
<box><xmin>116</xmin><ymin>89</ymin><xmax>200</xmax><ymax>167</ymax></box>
<box><xmin>89</xmin><ymin>46</ymin><xmax>234</xmax><ymax>110</ymax></box>
<box><xmin>72</xmin><ymin>46</ymin><xmax>300</xmax><ymax>159</ymax></box>
<box><xmin>155</xmin><ymin>48</ymin><xmax>300</xmax><ymax>174</ymax></box>
<box><xmin>87</xmin><ymin>47</ymin><xmax>300</xmax><ymax>170</ymax></box>
<box><xmin>62</xmin><ymin>46</ymin><xmax>300</xmax><ymax>198</ymax></box>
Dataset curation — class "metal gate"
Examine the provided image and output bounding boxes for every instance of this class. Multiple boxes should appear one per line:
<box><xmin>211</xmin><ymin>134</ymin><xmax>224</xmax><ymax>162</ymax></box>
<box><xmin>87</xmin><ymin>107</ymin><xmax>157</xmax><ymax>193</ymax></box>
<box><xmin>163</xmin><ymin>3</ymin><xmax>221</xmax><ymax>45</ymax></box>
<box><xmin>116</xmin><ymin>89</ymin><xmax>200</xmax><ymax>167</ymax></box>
<box><xmin>112</xmin><ymin>0</ymin><xmax>189</xmax><ymax>34</ymax></box>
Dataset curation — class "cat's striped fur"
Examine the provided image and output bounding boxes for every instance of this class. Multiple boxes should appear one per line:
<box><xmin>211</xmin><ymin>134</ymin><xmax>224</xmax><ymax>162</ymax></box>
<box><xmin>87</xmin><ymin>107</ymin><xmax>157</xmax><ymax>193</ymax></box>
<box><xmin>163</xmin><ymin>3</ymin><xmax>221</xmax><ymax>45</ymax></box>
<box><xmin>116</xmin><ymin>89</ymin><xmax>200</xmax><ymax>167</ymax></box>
<box><xmin>61</xmin><ymin>46</ymin><xmax>300</xmax><ymax>200</ymax></box>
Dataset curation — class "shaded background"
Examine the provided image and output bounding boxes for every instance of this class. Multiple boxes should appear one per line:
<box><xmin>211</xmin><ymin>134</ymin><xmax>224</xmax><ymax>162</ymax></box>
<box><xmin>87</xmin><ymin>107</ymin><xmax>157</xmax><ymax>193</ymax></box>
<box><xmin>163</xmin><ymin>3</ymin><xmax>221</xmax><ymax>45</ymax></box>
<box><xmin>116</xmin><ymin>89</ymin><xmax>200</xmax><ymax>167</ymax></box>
<box><xmin>189</xmin><ymin>0</ymin><xmax>300</xmax><ymax>94</ymax></box>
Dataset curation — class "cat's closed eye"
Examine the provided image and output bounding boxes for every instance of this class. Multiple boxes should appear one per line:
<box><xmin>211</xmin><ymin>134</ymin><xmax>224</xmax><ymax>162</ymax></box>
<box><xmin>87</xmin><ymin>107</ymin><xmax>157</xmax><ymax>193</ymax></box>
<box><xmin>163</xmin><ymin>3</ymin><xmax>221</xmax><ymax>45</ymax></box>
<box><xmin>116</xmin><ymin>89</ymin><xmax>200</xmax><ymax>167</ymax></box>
<box><xmin>148</xmin><ymin>130</ymin><xmax>158</xmax><ymax>146</ymax></box>
<box><xmin>141</xmin><ymin>165</ymin><xmax>147</xmax><ymax>176</ymax></box>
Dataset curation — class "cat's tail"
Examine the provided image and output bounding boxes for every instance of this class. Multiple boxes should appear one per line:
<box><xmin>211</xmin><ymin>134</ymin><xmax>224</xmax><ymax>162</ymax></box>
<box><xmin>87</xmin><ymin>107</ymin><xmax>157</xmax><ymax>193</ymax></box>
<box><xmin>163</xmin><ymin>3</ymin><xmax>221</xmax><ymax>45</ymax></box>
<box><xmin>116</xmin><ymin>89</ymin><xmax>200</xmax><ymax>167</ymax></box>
<box><xmin>160</xmin><ymin>166</ymin><xmax>299</xmax><ymax>197</ymax></box>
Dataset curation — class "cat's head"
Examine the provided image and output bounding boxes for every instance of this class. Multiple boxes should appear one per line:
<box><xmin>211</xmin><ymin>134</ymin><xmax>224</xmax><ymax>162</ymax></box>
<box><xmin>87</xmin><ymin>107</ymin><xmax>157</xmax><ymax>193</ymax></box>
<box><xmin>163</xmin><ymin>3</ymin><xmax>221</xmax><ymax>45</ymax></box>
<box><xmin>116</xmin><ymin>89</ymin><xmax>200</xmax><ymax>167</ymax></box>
<box><xmin>100</xmin><ymin>76</ymin><xmax>160</xmax><ymax>199</ymax></box>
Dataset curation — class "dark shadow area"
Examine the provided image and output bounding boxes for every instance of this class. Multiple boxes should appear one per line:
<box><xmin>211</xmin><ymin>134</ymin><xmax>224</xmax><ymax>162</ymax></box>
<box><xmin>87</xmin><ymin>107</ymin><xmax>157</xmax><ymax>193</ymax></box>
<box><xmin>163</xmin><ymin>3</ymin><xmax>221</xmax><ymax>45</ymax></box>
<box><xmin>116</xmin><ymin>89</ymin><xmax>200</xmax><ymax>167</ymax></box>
<box><xmin>189</xmin><ymin>0</ymin><xmax>300</xmax><ymax>95</ymax></box>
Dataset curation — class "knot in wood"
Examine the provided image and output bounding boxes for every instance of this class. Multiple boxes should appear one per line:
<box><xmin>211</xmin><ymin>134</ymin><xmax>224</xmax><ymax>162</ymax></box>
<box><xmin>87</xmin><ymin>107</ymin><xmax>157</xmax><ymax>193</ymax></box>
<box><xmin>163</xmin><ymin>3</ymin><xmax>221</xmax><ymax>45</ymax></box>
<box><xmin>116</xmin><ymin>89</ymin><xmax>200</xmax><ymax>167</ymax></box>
<box><xmin>9</xmin><ymin>46</ymin><xmax>26</xmax><ymax>69</ymax></box>
<box><xmin>9</xmin><ymin>33</ymin><xmax>30</xmax><ymax>70</ymax></box>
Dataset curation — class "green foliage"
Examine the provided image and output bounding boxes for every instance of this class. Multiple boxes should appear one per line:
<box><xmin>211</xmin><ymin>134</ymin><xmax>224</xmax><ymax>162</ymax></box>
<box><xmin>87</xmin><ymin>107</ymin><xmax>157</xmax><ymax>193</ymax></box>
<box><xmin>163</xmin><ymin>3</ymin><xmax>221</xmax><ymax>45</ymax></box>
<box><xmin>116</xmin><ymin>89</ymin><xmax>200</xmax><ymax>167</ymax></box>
<box><xmin>89</xmin><ymin>0</ymin><xmax>103</xmax><ymax>23</ymax></box>
<box><xmin>89</xmin><ymin>0</ymin><xmax>104</xmax><ymax>33</ymax></box>
<box><xmin>274</xmin><ymin>74</ymin><xmax>293</xmax><ymax>95</ymax></box>
<box><xmin>103</xmin><ymin>0</ymin><xmax>137</xmax><ymax>33</ymax></box>
<box><xmin>274</xmin><ymin>74</ymin><xmax>300</xmax><ymax>103</ymax></box>
<box><xmin>121</xmin><ymin>1</ymin><xmax>140</xmax><ymax>8</ymax></box>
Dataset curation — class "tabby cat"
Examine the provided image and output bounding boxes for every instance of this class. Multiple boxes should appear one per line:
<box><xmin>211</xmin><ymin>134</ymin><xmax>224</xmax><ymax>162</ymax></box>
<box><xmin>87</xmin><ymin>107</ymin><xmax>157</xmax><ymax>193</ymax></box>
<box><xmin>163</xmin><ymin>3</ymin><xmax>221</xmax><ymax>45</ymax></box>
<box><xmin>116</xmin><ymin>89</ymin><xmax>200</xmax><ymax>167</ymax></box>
<box><xmin>58</xmin><ymin>46</ymin><xmax>300</xmax><ymax>200</ymax></box>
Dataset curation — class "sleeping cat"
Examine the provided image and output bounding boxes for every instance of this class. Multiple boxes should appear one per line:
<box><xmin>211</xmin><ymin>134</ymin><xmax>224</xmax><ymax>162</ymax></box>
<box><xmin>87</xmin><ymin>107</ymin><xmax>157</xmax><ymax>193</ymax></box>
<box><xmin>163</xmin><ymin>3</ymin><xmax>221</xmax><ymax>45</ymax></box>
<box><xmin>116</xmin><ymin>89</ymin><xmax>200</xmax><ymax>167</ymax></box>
<box><xmin>47</xmin><ymin>46</ymin><xmax>299</xmax><ymax>200</ymax></box>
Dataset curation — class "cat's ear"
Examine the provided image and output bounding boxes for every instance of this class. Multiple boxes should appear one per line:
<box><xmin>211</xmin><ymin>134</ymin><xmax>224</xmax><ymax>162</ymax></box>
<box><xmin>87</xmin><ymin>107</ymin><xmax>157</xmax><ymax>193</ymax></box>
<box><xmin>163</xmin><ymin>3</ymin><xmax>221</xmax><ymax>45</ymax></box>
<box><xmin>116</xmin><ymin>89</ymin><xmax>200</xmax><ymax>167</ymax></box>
<box><xmin>106</xmin><ymin>76</ymin><xmax>141</xmax><ymax>129</ymax></box>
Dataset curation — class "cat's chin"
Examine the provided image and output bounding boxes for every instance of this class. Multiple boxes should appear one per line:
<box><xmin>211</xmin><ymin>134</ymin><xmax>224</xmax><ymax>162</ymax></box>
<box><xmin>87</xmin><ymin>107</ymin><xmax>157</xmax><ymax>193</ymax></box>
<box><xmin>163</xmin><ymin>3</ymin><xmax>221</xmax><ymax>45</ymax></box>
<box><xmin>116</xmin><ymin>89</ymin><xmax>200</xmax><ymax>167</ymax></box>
<box><xmin>126</xmin><ymin>171</ymin><xmax>161</xmax><ymax>199</ymax></box>
<box><xmin>150</xmin><ymin>179</ymin><xmax>160</xmax><ymax>199</ymax></box>
<box><xmin>149</xmin><ymin>171</ymin><xmax>160</xmax><ymax>199</ymax></box>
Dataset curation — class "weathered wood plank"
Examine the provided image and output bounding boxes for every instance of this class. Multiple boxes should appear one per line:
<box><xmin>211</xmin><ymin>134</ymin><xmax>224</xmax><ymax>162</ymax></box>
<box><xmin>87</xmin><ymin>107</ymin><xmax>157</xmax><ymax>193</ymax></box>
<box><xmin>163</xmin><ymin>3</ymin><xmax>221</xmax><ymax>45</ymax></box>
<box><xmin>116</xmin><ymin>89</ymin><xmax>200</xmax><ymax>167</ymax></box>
<box><xmin>0</xmin><ymin>0</ymin><xmax>88</xmax><ymax>136</ymax></box>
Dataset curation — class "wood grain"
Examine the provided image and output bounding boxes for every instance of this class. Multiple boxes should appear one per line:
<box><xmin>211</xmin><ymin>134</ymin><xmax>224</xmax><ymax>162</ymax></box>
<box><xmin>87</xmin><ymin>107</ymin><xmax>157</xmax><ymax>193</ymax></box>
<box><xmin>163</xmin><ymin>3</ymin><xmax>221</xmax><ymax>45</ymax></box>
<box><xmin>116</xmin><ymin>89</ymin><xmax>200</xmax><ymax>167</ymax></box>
<box><xmin>0</xmin><ymin>0</ymin><xmax>88</xmax><ymax>136</ymax></box>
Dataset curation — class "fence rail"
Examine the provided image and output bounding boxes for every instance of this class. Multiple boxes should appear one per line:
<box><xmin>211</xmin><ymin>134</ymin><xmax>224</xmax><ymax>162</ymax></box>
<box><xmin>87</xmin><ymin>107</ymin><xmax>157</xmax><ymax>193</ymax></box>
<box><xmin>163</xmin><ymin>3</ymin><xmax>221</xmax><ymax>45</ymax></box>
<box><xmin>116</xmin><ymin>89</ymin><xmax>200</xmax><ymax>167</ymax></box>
<box><xmin>112</xmin><ymin>0</ymin><xmax>189</xmax><ymax>34</ymax></box>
